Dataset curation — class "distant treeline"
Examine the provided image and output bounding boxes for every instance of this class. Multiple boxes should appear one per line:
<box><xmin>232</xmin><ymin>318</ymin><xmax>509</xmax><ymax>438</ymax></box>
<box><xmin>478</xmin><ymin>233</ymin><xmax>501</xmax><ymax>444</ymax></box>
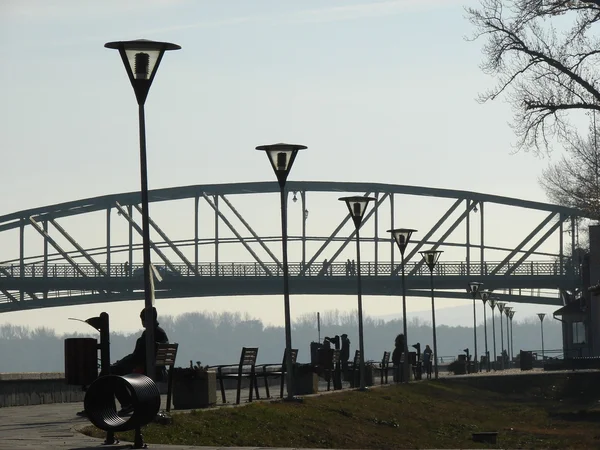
<box><xmin>0</xmin><ymin>310</ymin><xmax>563</xmax><ymax>373</ymax></box>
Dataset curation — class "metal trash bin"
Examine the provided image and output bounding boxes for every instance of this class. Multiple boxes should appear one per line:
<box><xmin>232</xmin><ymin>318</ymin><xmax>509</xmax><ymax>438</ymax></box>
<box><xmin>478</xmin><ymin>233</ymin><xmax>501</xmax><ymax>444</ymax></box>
<box><xmin>64</xmin><ymin>337</ymin><xmax>98</xmax><ymax>386</ymax></box>
<box><xmin>520</xmin><ymin>350</ymin><xmax>533</xmax><ymax>371</ymax></box>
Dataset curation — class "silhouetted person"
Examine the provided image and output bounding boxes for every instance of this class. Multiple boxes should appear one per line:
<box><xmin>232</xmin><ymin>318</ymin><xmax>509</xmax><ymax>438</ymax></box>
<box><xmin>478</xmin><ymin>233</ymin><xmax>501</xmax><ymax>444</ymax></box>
<box><xmin>123</xmin><ymin>261</ymin><xmax>129</xmax><ymax>276</ymax></box>
<box><xmin>321</xmin><ymin>259</ymin><xmax>329</xmax><ymax>276</ymax></box>
<box><xmin>351</xmin><ymin>260</ymin><xmax>356</xmax><ymax>276</ymax></box>
<box><xmin>392</xmin><ymin>333</ymin><xmax>405</xmax><ymax>382</ymax></box>
<box><xmin>423</xmin><ymin>344</ymin><xmax>433</xmax><ymax>379</ymax></box>
<box><xmin>107</xmin><ymin>307</ymin><xmax>168</xmax><ymax>414</ymax></box>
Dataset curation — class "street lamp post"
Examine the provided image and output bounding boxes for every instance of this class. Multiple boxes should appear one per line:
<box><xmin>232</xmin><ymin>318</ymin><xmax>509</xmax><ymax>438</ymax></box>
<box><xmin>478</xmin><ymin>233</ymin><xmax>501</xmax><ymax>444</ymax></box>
<box><xmin>257</xmin><ymin>143</ymin><xmax>307</xmax><ymax>400</ymax></box>
<box><xmin>104</xmin><ymin>39</ymin><xmax>180</xmax><ymax>379</ymax></box>
<box><xmin>503</xmin><ymin>306</ymin><xmax>512</xmax><ymax>368</ymax></box>
<box><xmin>489</xmin><ymin>298</ymin><xmax>498</xmax><ymax>370</ymax></box>
<box><xmin>497</xmin><ymin>302</ymin><xmax>506</xmax><ymax>370</ymax></box>
<box><xmin>340</xmin><ymin>196</ymin><xmax>375</xmax><ymax>390</ymax></box>
<box><xmin>467</xmin><ymin>282</ymin><xmax>482</xmax><ymax>372</ymax></box>
<box><xmin>388</xmin><ymin>228</ymin><xmax>417</xmax><ymax>383</ymax></box>
<box><xmin>538</xmin><ymin>313</ymin><xmax>546</xmax><ymax>362</ymax></box>
<box><xmin>420</xmin><ymin>249</ymin><xmax>443</xmax><ymax>379</ymax></box>
<box><xmin>508</xmin><ymin>310</ymin><xmax>516</xmax><ymax>363</ymax></box>
<box><xmin>480</xmin><ymin>290</ymin><xmax>490</xmax><ymax>372</ymax></box>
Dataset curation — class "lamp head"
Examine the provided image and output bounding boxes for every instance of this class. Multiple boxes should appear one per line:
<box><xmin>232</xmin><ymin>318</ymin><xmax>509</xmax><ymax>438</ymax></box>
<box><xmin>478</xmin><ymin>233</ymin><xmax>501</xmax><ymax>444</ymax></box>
<box><xmin>537</xmin><ymin>313</ymin><xmax>546</xmax><ymax>322</ymax></box>
<box><xmin>480</xmin><ymin>289</ymin><xmax>490</xmax><ymax>303</ymax></box>
<box><xmin>104</xmin><ymin>39</ymin><xmax>180</xmax><ymax>105</ymax></box>
<box><xmin>467</xmin><ymin>282</ymin><xmax>483</xmax><ymax>297</ymax></box>
<box><xmin>419</xmin><ymin>249</ymin><xmax>443</xmax><ymax>272</ymax></box>
<box><xmin>256</xmin><ymin>143</ymin><xmax>307</xmax><ymax>187</ymax></box>
<box><xmin>387</xmin><ymin>228</ymin><xmax>417</xmax><ymax>257</ymax></box>
<box><xmin>339</xmin><ymin>196</ymin><xmax>376</xmax><ymax>229</ymax></box>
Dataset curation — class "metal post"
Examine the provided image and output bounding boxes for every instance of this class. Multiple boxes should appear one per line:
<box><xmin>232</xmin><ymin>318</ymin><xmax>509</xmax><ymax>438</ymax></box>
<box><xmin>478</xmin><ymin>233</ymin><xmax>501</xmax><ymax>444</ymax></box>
<box><xmin>280</xmin><ymin>188</ymin><xmax>294</xmax><ymax>399</ymax></box>
<box><xmin>138</xmin><ymin>103</ymin><xmax>155</xmax><ymax>380</ymax></box>
<box><xmin>505</xmin><ymin>313</ymin><xmax>510</xmax><ymax>368</ymax></box>
<box><xmin>472</xmin><ymin>292</ymin><xmax>478</xmax><ymax>372</ymax></box>
<box><xmin>301</xmin><ymin>191</ymin><xmax>307</xmax><ymax>269</ymax></box>
<box><xmin>491</xmin><ymin>306</ymin><xmax>497</xmax><ymax>370</ymax></box>
<box><xmin>401</xmin><ymin>252</ymin><xmax>410</xmax><ymax>383</ymax></box>
<box><xmin>194</xmin><ymin>196</ymin><xmax>199</xmax><ymax>271</ymax></box>
<box><xmin>106</xmin><ymin>208</ymin><xmax>111</xmax><ymax>277</ymax></box>
<box><xmin>356</xmin><ymin>226</ymin><xmax>366</xmax><ymax>390</ymax></box>
<box><xmin>499</xmin><ymin>309</ymin><xmax>505</xmax><ymax>370</ymax></box>
<box><xmin>540</xmin><ymin>318</ymin><xmax>545</xmax><ymax>360</ymax></box>
<box><xmin>483</xmin><ymin>301</ymin><xmax>489</xmax><ymax>371</ymax></box>
<box><xmin>510</xmin><ymin>318</ymin><xmax>515</xmax><ymax>361</ymax></box>
<box><xmin>430</xmin><ymin>270</ymin><xmax>439</xmax><ymax>379</ymax></box>
<box><xmin>466</xmin><ymin>200</ymin><xmax>470</xmax><ymax>276</ymax></box>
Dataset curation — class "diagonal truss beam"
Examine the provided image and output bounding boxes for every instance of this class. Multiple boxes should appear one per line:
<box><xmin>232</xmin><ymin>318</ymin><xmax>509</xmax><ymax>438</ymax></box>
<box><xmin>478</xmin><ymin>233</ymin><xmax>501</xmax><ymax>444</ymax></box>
<box><xmin>219</xmin><ymin>194</ymin><xmax>282</xmax><ymax>267</ymax></box>
<box><xmin>114</xmin><ymin>202</ymin><xmax>179</xmax><ymax>274</ymax></box>
<box><xmin>504</xmin><ymin>219</ymin><xmax>562</xmax><ymax>276</ymax></box>
<box><xmin>408</xmin><ymin>199</ymin><xmax>478</xmax><ymax>276</ymax></box>
<box><xmin>328</xmin><ymin>194</ymin><xmax>389</xmax><ymax>265</ymax></box>
<box><xmin>132</xmin><ymin>204</ymin><xmax>198</xmax><ymax>275</ymax></box>
<box><xmin>0</xmin><ymin>268</ymin><xmax>22</xmax><ymax>302</ymax></box>
<box><xmin>392</xmin><ymin>199</ymin><xmax>462</xmax><ymax>276</ymax></box>
<box><xmin>490</xmin><ymin>212</ymin><xmax>557</xmax><ymax>276</ymax></box>
<box><xmin>201</xmin><ymin>193</ymin><xmax>273</xmax><ymax>275</ymax></box>
<box><xmin>49</xmin><ymin>219</ymin><xmax>106</xmax><ymax>276</ymax></box>
<box><xmin>29</xmin><ymin>217</ymin><xmax>87</xmax><ymax>278</ymax></box>
<box><xmin>299</xmin><ymin>193</ymin><xmax>387</xmax><ymax>275</ymax></box>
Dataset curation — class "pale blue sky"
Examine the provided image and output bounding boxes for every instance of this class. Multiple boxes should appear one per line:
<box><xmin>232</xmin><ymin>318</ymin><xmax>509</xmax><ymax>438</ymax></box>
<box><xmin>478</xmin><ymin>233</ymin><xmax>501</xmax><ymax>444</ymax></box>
<box><xmin>0</xmin><ymin>0</ymin><xmax>566</xmax><ymax>334</ymax></box>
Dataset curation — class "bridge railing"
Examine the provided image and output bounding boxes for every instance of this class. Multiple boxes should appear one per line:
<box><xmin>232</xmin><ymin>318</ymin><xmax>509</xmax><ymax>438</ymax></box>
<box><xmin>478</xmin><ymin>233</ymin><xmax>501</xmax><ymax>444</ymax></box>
<box><xmin>0</xmin><ymin>260</ymin><xmax>576</xmax><ymax>278</ymax></box>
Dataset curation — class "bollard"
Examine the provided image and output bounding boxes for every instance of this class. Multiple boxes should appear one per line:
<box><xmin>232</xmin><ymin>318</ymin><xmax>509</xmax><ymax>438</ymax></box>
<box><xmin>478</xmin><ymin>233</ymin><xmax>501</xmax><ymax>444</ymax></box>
<box><xmin>84</xmin><ymin>373</ymin><xmax>160</xmax><ymax>448</ymax></box>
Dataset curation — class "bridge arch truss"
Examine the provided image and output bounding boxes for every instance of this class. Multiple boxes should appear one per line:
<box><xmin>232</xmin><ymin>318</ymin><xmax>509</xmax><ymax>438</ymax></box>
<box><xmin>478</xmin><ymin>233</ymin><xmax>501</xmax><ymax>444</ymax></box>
<box><xmin>0</xmin><ymin>181</ymin><xmax>585</xmax><ymax>313</ymax></box>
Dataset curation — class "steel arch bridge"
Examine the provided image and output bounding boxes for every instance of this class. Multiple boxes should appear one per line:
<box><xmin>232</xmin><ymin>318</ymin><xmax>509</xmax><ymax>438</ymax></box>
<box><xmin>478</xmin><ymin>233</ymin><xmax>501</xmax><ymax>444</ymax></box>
<box><xmin>0</xmin><ymin>181</ymin><xmax>584</xmax><ymax>313</ymax></box>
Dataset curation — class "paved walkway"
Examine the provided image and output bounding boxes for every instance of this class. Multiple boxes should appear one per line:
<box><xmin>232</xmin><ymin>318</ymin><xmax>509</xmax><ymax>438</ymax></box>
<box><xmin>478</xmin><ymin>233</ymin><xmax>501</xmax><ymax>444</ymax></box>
<box><xmin>0</xmin><ymin>368</ymin><xmax>541</xmax><ymax>450</ymax></box>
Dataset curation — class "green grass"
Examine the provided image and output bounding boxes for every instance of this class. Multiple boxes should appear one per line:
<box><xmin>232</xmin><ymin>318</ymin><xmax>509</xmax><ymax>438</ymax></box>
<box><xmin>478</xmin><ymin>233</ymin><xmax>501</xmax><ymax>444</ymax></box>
<box><xmin>82</xmin><ymin>372</ymin><xmax>600</xmax><ymax>449</ymax></box>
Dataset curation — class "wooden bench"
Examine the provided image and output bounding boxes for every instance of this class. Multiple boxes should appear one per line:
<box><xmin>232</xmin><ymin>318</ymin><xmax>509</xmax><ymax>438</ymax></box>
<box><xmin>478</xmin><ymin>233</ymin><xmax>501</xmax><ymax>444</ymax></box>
<box><xmin>259</xmin><ymin>348</ymin><xmax>298</xmax><ymax>399</ymax></box>
<box><xmin>208</xmin><ymin>347</ymin><xmax>260</xmax><ymax>405</ymax></box>
<box><xmin>348</xmin><ymin>350</ymin><xmax>361</xmax><ymax>387</ymax></box>
<box><xmin>378</xmin><ymin>351</ymin><xmax>391</xmax><ymax>385</ymax></box>
<box><xmin>315</xmin><ymin>347</ymin><xmax>341</xmax><ymax>391</ymax></box>
<box><xmin>154</xmin><ymin>343</ymin><xmax>179</xmax><ymax>413</ymax></box>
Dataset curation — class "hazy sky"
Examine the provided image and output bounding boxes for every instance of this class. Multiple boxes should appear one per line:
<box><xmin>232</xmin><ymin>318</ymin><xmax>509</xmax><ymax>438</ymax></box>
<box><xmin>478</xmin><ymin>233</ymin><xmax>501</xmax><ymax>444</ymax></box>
<box><xmin>0</xmin><ymin>0</ymin><xmax>569</xmax><ymax>335</ymax></box>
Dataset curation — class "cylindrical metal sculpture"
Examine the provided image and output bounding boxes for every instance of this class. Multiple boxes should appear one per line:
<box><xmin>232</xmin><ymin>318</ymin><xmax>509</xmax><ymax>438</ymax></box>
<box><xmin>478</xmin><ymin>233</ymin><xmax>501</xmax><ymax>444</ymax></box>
<box><xmin>84</xmin><ymin>373</ymin><xmax>160</xmax><ymax>448</ymax></box>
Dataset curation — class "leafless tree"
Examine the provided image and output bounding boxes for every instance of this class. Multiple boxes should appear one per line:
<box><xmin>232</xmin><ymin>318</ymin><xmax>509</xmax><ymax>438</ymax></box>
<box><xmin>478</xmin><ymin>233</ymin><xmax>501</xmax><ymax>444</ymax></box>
<box><xmin>467</xmin><ymin>0</ymin><xmax>600</xmax><ymax>153</ymax></box>
<box><xmin>539</xmin><ymin>116</ymin><xmax>600</xmax><ymax>218</ymax></box>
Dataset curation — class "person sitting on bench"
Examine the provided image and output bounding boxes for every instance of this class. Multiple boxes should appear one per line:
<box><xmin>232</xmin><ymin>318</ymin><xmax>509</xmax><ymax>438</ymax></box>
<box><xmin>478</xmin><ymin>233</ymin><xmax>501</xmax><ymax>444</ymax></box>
<box><xmin>106</xmin><ymin>307</ymin><xmax>169</xmax><ymax>415</ymax></box>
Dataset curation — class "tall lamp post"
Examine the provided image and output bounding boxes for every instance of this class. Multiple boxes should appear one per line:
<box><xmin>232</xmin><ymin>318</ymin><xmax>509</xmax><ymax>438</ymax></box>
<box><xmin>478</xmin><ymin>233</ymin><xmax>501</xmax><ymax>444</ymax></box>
<box><xmin>388</xmin><ymin>228</ymin><xmax>417</xmax><ymax>383</ymax></box>
<box><xmin>508</xmin><ymin>310</ymin><xmax>516</xmax><ymax>363</ymax></box>
<box><xmin>257</xmin><ymin>143</ymin><xmax>307</xmax><ymax>400</ymax></box>
<box><xmin>105</xmin><ymin>39</ymin><xmax>180</xmax><ymax>378</ymax></box>
<box><xmin>480</xmin><ymin>289</ymin><xmax>491</xmax><ymax>372</ymax></box>
<box><xmin>489</xmin><ymin>297</ymin><xmax>498</xmax><ymax>370</ymax></box>
<box><xmin>420</xmin><ymin>249</ymin><xmax>443</xmax><ymax>379</ymax></box>
<box><xmin>497</xmin><ymin>302</ymin><xmax>506</xmax><ymax>370</ymax></box>
<box><xmin>503</xmin><ymin>306</ymin><xmax>512</xmax><ymax>368</ymax></box>
<box><xmin>538</xmin><ymin>313</ymin><xmax>546</xmax><ymax>362</ymax></box>
<box><xmin>340</xmin><ymin>196</ymin><xmax>375</xmax><ymax>390</ymax></box>
<box><xmin>467</xmin><ymin>282</ymin><xmax>482</xmax><ymax>372</ymax></box>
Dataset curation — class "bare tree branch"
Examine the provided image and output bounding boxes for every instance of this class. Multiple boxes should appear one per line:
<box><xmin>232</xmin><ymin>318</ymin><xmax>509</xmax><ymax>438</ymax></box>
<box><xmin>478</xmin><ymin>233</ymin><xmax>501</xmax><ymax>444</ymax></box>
<box><xmin>467</xmin><ymin>0</ymin><xmax>600</xmax><ymax>153</ymax></box>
